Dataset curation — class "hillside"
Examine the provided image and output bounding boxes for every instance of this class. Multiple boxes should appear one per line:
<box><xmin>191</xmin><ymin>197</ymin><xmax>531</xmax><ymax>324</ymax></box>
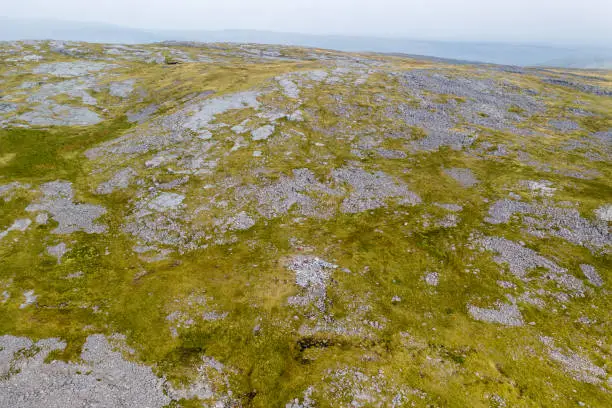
<box><xmin>0</xmin><ymin>40</ymin><xmax>611</xmax><ymax>407</ymax></box>
<box><xmin>3</xmin><ymin>18</ymin><xmax>612</xmax><ymax>68</ymax></box>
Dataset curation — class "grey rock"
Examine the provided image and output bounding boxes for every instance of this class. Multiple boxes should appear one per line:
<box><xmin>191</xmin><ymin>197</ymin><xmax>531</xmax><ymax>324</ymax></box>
<box><xmin>434</xmin><ymin>203</ymin><xmax>463</xmax><ymax>212</ymax></box>
<box><xmin>436</xmin><ymin>213</ymin><xmax>460</xmax><ymax>228</ymax></box>
<box><xmin>444</xmin><ymin>167</ymin><xmax>478</xmax><ymax>187</ymax></box>
<box><xmin>35</xmin><ymin>213</ymin><xmax>49</xmax><ymax>225</ymax></box>
<box><xmin>542</xmin><ymin>78</ymin><xmax>612</xmax><ymax>97</ymax></box>
<box><xmin>237</xmin><ymin>168</ymin><xmax>341</xmax><ymax>219</ymax></box>
<box><xmin>26</xmin><ymin>181</ymin><xmax>107</xmax><ymax>234</ymax></box>
<box><xmin>221</xmin><ymin>211</ymin><xmax>256</xmax><ymax>231</ymax></box>
<box><xmin>331</xmin><ymin>167</ymin><xmax>421</xmax><ymax>214</ymax></box>
<box><xmin>477</xmin><ymin>236</ymin><xmax>584</xmax><ymax>294</ymax></box>
<box><xmin>32</xmin><ymin>61</ymin><xmax>114</xmax><ymax>77</ymax></box>
<box><xmin>0</xmin><ymin>102</ymin><xmax>18</xmax><ymax>115</ymax></box>
<box><xmin>497</xmin><ymin>280</ymin><xmax>517</xmax><ymax>289</ymax></box>
<box><xmin>166</xmin><ymin>355</ymin><xmax>236</xmax><ymax>405</ymax></box>
<box><xmin>396</xmin><ymin>69</ymin><xmax>544</xmax><ymax>137</ymax></box>
<box><xmin>540</xmin><ymin>336</ymin><xmax>608</xmax><ymax>384</ymax></box>
<box><xmin>0</xmin><ymin>182</ymin><xmax>30</xmax><ymax>201</ymax></box>
<box><xmin>595</xmin><ymin>204</ymin><xmax>612</xmax><ymax>222</ymax></box>
<box><xmin>28</xmin><ymin>78</ymin><xmax>98</xmax><ymax>106</ymax></box>
<box><xmin>485</xmin><ymin>199</ymin><xmax>610</xmax><ymax>252</ymax></box>
<box><xmin>109</xmin><ymin>79</ymin><xmax>136</xmax><ymax>98</ymax></box>
<box><xmin>127</xmin><ymin>104</ymin><xmax>159</xmax><ymax>123</ymax></box>
<box><xmin>86</xmin><ymin>90</ymin><xmax>256</xmax><ymax>158</ymax></box>
<box><xmin>96</xmin><ymin>168</ymin><xmax>136</xmax><ymax>195</ymax></box>
<box><xmin>147</xmin><ymin>192</ymin><xmax>185</xmax><ymax>212</ymax></box>
<box><xmin>0</xmin><ymin>219</ymin><xmax>31</xmax><ymax>241</ymax></box>
<box><xmin>477</xmin><ymin>236</ymin><xmax>565</xmax><ymax>279</ymax></box>
<box><xmin>277</xmin><ymin>77</ymin><xmax>300</xmax><ymax>99</ymax></box>
<box><xmin>548</xmin><ymin>119</ymin><xmax>581</xmax><ymax>133</ymax></box>
<box><xmin>0</xmin><ymin>334</ymin><xmax>171</xmax><ymax>408</ymax></box>
<box><xmin>19</xmin><ymin>290</ymin><xmax>37</xmax><ymax>309</ymax></box>
<box><xmin>18</xmin><ymin>102</ymin><xmax>102</xmax><ymax>126</ymax></box>
<box><xmin>424</xmin><ymin>272</ymin><xmax>439</xmax><ymax>286</ymax></box>
<box><xmin>376</xmin><ymin>148</ymin><xmax>407</xmax><ymax>159</ymax></box>
<box><xmin>523</xmin><ymin>180</ymin><xmax>556</xmax><ymax>197</ymax></box>
<box><xmin>468</xmin><ymin>300</ymin><xmax>524</xmax><ymax>326</ymax></box>
<box><xmin>287</xmin><ymin>256</ymin><xmax>337</xmax><ymax>312</ymax></box>
<box><xmin>285</xmin><ymin>387</ymin><xmax>315</xmax><ymax>408</ymax></box>
<box><xmin>288</xmin><ymin>110</ymin><xmax>304</xmax><ymax>121</ymax></box>
<box><xmin>46</xmin><ymin>243</ymin><xmax>68</xmax><ymax>264</ymax></box>
<box><xmin>183</xmin><ymin>91</ymin><xmax>260</xmax><ymax>136</ymax></box>
<box><xmin>252</xmin><ymin>124</ymin><xmax>275</xmax><ymax>141</ymax></box>
<box><xmin>579</xmin><ymin>264</ymin><xmax>603</xmax><ymax>287</ymax></box>
<box><xmin>307</xmin><ymin>70</ymin><xmax>328</xmax><ymax>81</ymax></box>
<box><xmin>202</xmin><ymin>311</ymin><xmax>228</xmax><ymax>321</ymax></box>
<box><xmin>485</xmin><ymin>199</ymin><xmax>532</xmax><ymax>224</ymax></box>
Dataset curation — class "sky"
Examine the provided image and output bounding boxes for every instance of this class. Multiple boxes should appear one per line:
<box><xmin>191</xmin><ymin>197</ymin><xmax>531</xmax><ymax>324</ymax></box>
<box><xmin>3</xmin><ymin>0</ymin><xmax>612</xmax><ymax>45</ymax></box>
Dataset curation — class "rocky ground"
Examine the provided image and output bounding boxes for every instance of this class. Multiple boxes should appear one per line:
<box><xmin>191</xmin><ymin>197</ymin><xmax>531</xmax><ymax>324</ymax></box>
<box><xmin>0</xmin><ymin>40</ymin><xmax>610</xmax><ymax>407</ymax></box>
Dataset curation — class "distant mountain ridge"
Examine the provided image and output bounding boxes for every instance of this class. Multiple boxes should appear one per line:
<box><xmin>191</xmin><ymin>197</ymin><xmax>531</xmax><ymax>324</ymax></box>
<box><xmin>1</xmin><ymin>16</ymin><xmax>611</xmax><ymax>68</ymax></box>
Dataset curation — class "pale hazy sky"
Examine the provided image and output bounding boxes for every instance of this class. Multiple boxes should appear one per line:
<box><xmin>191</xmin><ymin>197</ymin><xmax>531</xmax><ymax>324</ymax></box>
<box><xmin>4</xmin><ymin>0</ymin><xmax>612</xmax><ymax>45</ymax></box>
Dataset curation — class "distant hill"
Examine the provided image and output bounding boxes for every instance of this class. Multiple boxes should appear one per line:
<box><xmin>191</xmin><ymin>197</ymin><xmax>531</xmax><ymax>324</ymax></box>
<box><xmin>1</xmin><ymin>16</ymin><xmax>611</xmax><ymax>68</ymax></box>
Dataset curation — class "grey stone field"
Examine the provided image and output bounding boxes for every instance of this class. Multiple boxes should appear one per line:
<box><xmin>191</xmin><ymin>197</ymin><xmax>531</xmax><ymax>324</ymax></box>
<box><xmin>0</xmin><ymin>40</ymin><xmax>610</xmax><ymax>407</ymax></box>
